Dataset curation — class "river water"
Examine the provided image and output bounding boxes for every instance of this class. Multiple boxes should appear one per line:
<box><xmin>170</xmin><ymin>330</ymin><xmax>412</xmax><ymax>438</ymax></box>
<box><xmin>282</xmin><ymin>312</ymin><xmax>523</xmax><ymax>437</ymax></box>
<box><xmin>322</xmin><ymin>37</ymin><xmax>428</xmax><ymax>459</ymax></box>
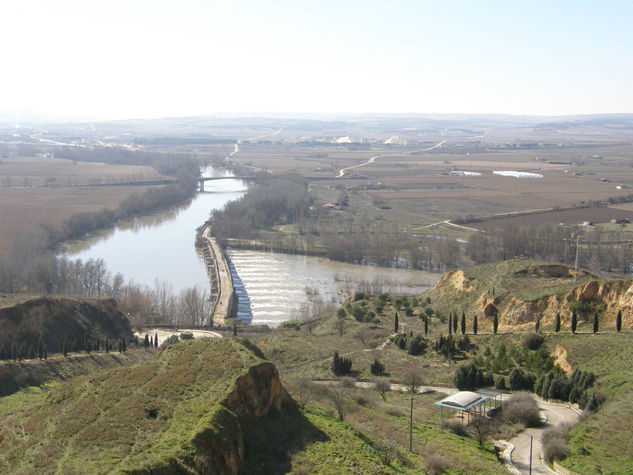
<box><xmin>66</xmin><ymin>166</ymin><xmax>439</xmax><ymax>327</ymax></box>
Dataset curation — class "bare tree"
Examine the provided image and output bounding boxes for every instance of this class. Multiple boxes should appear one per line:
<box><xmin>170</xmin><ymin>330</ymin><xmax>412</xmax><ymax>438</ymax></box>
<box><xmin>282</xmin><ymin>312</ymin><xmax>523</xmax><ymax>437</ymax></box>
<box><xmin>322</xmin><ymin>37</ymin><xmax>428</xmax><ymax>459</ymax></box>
<box><xmin>178</xmin><ymin>286</ymin><xmax>210</xmax><ymax>327</ymax></box>
<box><xmin>404</xmin><ymin>370</ymin><xmax>423</xmax><ymax>393</ymax></box>
<box><xmin>468</xmin><ymin>414</ymin><xmax>492</xmax><ymax>446</ymax></box>
<box><xmin>374</xmin><ymin>380</ymin><xmax>391</xmax><ymax>401</ymax></box>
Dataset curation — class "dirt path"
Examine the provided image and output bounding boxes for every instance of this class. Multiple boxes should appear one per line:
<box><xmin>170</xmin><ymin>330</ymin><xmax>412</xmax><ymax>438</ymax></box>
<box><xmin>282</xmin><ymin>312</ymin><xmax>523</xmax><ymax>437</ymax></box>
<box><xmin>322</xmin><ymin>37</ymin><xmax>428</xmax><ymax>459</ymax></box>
<box><xmin>336</xmin><ymin>139</ymin><xmax>447</xmax><ymax>177</ymax></box>
<box><xmin>509</xmin><ymin>399</ymin><xmax>581</xmax><ymax>474</ymax></box>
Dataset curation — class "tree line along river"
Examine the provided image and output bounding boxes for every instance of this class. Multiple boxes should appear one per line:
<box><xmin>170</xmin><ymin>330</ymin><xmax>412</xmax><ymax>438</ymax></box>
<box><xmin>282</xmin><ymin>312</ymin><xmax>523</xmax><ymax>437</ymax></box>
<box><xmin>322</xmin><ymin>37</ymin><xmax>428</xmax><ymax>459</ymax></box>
<box><xmin>65</xmin><ymin>166</ymin><xmax>439</xmax><ymax>327</ymax></box>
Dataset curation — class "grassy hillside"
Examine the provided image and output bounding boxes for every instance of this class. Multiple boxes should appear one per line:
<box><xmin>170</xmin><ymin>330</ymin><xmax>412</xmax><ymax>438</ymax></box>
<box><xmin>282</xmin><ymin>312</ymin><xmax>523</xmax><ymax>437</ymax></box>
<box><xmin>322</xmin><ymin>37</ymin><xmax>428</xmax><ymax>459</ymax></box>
<box><xmin>0</xmin><ymin>295</ymin><xmax>133</xmax><ymax>356</ymax></box>
<box><xmin>0</xmin><ymin>346</ymin><xmax>157</xmax><ymax>396</ymax></box>
<box><xmin>549</xmin><ymin>334</ymin><xmax>633</xmax><ymax>474</ymax></box>
<box><xmin>0</xmin><ymin>338</ymin><xmax>286</xmax><ymax>473</ymax></box>
<box><xmin>423</xmin><ymin>259</ymin><xmax>633</xmax><ymax>332</ymax></box>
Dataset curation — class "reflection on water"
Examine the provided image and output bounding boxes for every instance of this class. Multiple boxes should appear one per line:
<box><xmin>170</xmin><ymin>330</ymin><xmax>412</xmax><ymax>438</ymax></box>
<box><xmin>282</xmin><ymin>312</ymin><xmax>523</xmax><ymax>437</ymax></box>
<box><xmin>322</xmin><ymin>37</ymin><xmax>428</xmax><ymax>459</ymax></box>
<box><xmin>64</xmin><ymin>165</ymin><xmax>440</xmax><ymax>328</ymax></box>
<box><xmin>65</xmin><ymin>167</ymin><xmax>248</xmax><ymax>293</ymax></box>
<box><xmin>227</xmin><ymin>249</ymin><xmax>439</xmax><ymax>328</ymax></box>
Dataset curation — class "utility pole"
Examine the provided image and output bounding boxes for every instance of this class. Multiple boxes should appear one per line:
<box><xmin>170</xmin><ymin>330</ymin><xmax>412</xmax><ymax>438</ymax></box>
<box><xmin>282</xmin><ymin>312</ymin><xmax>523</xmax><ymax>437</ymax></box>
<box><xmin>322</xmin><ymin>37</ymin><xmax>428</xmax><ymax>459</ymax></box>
<box><xmin>529</xmin><ymin>435</ymin><xmax>533</xmax><ymax>474</ymax></box>
<box><xmin>574</xmin><ymin>234</ymin><xmax>581</xmax><ymax>282</ymax></box>
<box><xmin>409</xmin><ymin>397</ymin><xmax>413</xmax><ymax>452</ymax></box>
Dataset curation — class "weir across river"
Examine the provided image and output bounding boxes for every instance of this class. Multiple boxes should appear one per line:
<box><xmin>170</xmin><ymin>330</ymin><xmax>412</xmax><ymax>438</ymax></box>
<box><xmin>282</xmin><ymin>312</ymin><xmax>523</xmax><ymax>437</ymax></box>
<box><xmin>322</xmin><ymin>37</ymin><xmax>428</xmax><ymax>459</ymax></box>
<box><xmin>196</xmin><ymin>224</ymin><xmax>238</xmax><ymax>325</ymax></box>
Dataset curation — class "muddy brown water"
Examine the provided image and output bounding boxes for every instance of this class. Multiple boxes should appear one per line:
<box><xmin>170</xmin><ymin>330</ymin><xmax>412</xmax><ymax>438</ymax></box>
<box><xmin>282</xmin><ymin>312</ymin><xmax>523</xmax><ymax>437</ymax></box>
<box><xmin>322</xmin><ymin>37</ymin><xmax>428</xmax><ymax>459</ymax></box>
<box><xmin>65</xmin><ymin>167</ymin><xmax>439</xmax><ymax>327</ymax></box>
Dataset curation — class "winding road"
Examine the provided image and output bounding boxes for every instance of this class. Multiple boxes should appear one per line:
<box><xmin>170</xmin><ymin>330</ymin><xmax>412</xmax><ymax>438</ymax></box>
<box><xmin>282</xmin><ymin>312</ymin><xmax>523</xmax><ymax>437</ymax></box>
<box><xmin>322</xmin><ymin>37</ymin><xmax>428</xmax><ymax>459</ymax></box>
<box><xmin>336</xmin><ymin>139</ymin><xmax>447</xmax><ymax>177</ymax></box>
<box><xmin>508</xmin><ymin>399</ymin><xmax>581</xmax><ymax>474</ymax></box>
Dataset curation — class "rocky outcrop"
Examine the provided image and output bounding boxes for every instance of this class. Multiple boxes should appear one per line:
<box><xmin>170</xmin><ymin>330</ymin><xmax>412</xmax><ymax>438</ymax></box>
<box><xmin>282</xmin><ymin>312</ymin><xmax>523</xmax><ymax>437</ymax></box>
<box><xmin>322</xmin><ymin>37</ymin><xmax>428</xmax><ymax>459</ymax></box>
<box><xmin>427</xmin><ymin>260</ymin><xmax>633</xmax><ymax>331</ymax></box>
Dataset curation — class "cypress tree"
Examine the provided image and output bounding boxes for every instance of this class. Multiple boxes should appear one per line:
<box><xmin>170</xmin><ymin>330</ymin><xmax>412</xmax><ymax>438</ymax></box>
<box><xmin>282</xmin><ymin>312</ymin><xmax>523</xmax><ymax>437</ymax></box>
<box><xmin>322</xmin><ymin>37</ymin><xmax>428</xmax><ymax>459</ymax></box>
<box><xmin>144</xmin><ymin>334</ymin><xmax>150</xmax><ymax>348</ymax></box>
<box><xmin>448</xmin><ymin>314</ymin><xmax>452</xmax><ymax>335</ymax></box>
<box><xmin>571</xmin><ymin>310</ymin><xmax>577</xmax><ymax>334</ymax></box>
<box><xmin>122</xmin><ymin>338</ymin><xmax>127</xmax><ymax>352</ymax></box>
<box><xmin>105</xmin><ymin>337</ymin><xmax>109</xmax><ymax>353</ymax></box>
<box><xmin>155</xmin><ymin>333</ymin><xmax>158</xmax><ymax>348</ymax></box>
<box><xmin>616</xmin><ymin>310</ymin><xmax>622</xmax><ymax>333</ymax></box>
<box><xmin>535</xmin><ymin>318</ymin><xmax>540</xmax><ymax>333</ymax></box>
<box><xmin>473</xmin><ymin>315</ymin><xmax>478</xmax><ymax>335</ymax></box>
<box><xmin>62</xmin><ymin>337</ymin><xmax>68</xmax><ymax>357</ymax></box>
<box><xmin>394</xmin><ymin>312</ymin><xmax>399</xmax><ymax>333</ymax></box>
<box><xmin>424</xmin><ymin>315</ymin><xmax>429</xmax><ymax>335</ymax></box>
<box><xmin>493</xmin><ymin>312</ymin><xmax>498</xmax><ymax>335</ymax></box>
<box><xmin>233</xmin><ymin>323</ymin><xmax>237</xmax><ymax>336</ymax></box>
<box><xmin>134</xmin><ymin>336</ymin><xmax>139</xmax><ymax>347</ymax></box>
<box><xmin>83</xmin><ymin>334</ymin><xmax>88</xmax><ymax>353</ymax></box>
<box><xmin>38</xmin><ymin>336</ymin><xmax>44</xmax><ymax>360</ymax></box>
<box><xmin>585</xmin><ymin>393</ymin><xmax>597</xmax><ymax>413</ymax></box>
<box><xmin>461</xmin><ymin>311</ymin><xmax>466</xmax><ymax>335</ymax></box>
<box><xmin>592</xmin><ymin>313</ymin><xmax>599</xmax><ymax>334</ymax></box>
<box><xmin>453</xmin><ymin>313</ymin><xmax>458</xmax><ymax>333</ymax></box>
<box><xmin>555</xmin><ymin>313</ymin><xmax>561</xmax><ymax>333</ymax></box>
<box><xmin>43</xmin><ymin>344</ymin><xmax>47</xmax><ymax>360</ymax></box>
<box><xmin>11</xmin><ymin>339</ymin><xmax>17</xmax><ymax>361</ymax></box>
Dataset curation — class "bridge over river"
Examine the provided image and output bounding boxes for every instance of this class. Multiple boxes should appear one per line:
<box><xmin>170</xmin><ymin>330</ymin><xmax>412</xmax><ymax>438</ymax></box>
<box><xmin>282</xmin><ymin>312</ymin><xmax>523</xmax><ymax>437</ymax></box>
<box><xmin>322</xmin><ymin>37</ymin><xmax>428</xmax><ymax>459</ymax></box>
<box><xmin>199</xmin><ymin>176</ymin><xmax>254</xmax><ymax>191</ymax></box>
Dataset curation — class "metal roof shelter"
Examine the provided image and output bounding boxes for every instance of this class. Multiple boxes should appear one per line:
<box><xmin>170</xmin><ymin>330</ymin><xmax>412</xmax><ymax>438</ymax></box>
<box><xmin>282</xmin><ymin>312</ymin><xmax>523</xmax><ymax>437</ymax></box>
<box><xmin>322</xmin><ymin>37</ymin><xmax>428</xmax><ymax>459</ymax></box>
<box><xmin>436</xmin><ymin>389</ymin><xmax>502</xmax><ymax>422</ymax></box>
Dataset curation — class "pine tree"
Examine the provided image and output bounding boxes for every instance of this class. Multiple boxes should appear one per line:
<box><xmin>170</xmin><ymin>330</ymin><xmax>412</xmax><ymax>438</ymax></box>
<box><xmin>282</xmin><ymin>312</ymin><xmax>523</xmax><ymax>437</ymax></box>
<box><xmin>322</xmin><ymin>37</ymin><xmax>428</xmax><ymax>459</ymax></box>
<box><xmin>473</xmin><ymin>315</ymin><xmax>478</xmax><ymax>335</ymax></box>
<box><xmin>493</xmin><ymin>312</ymin><xmax>498</xmax><ymax>335</ymax></box>
<box><xmin>370</xmin><ymin>358</ymin><xmax>385</xmax><ymax>375</ymax></box>
<box><xmin>424</xmin><ymin>315</ymin><xmax>429</xmax><ymax>335</ymax></box>
<box><xmin>461</xmin><ymin>311</ymin><xmax>466</xmax><ymax>335</ymax></box>
<box><xmin>616</xmin><ymin>310</ymin><xmax>622</xmax><ymax>333</ymax></box>
<box><xmin>571</xmin><ymin>310</ymin><xmax>577</xmax><ymax>334</ymax></box>
<box><xmin>394</xmin><ymin>312</ymin><xmax>399</xmax><ymax>333</ymax></box>
<box><xmin>555</xmin><ymin>313</ymin><xmax>561</xmax><ymax>333</ymax></box>
<box><xmin>592</xmin><ymin>313</ymin><xmax>599</xmax><ymax>334</ymax></box>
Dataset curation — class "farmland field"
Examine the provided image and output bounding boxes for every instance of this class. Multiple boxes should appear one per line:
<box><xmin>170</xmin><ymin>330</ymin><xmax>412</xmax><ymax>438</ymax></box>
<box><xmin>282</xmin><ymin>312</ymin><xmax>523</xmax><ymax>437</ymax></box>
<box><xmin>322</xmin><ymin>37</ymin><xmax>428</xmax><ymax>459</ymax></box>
<box><xmin>0</xmin><ymin>185</ymin><xmax>158</xmax><ymax>258</ymax></box>
<box><xmin>467</xmin><ymin>207</ymin><xmax>633</xmax><ymax>231</ymax></box>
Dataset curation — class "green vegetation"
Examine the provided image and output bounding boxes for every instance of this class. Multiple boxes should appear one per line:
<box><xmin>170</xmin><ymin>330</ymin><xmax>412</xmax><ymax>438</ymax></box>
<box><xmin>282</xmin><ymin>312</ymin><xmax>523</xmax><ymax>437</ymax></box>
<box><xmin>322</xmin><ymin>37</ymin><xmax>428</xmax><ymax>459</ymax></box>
<box><xmin>0</xmin><ymin>338</ymin><xmax>280</xmax><ymax>473</ymax></box>
<box><xmin>548</xmin><ymin>334</ymin><xmax>633</xmax><ymax>474</ymax></box>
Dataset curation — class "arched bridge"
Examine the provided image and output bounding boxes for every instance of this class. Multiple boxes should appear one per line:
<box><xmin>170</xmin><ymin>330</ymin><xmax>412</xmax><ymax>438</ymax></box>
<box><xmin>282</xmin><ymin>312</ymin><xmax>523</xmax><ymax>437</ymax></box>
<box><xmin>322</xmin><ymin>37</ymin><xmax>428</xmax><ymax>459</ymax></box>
<box><xmin>199</xmin><ymin>176</ymin><xmax>254</xmax><ymax>191</ymax></box>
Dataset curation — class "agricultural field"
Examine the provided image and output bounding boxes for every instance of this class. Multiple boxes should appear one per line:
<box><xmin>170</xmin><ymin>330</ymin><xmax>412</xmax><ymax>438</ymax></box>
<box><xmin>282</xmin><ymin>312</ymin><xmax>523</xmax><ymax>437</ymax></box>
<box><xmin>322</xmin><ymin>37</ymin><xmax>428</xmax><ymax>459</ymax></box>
<box><xmin>0</xmin><ymin>156</ymin><xmax>166</xmax><ymax>187</ymax></box>
<box><xmin>0</xmin><ymin>184</ymin><xmax>158</xmax><ymax>258</ymax></box>
<box><xmin>229</xmin><ymin>136</ymin><xmax>633</xmax><ymax>232</ymax></box>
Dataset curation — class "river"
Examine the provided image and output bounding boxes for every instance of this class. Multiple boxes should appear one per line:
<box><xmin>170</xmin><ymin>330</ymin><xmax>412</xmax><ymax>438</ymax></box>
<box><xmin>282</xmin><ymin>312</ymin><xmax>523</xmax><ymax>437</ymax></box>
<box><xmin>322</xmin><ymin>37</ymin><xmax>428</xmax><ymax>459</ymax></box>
<box><xmin>66</xmin><ymin>166</ymin><xmax>439</xmax><ymax>327</ymax></box>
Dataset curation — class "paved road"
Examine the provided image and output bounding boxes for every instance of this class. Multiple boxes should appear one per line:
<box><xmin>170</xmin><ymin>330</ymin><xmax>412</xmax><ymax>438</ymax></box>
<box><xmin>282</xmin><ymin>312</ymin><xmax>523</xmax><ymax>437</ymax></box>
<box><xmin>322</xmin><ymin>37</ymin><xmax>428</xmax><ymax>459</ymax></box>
<box><xmin>509</xmin><ymin>399</ymin><xmax>581</xmax><ymax>474</ymax></box>
<box><xmin>135</xmin><ymin>328</ymin><xmax>222</xmax><ymax>346</ymax></box>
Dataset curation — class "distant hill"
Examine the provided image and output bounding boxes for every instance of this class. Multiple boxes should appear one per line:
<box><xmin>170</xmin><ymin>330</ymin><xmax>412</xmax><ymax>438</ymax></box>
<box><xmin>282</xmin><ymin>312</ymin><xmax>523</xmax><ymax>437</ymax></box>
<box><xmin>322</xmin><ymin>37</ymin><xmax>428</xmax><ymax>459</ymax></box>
<box><xmin>0</xmin><ymin>296</ymin><xmax>133</xmax><ymax>354</ymax></box>
<box><xmin>425</xmin><ymin>259</ymin><xmax>633</xmax><ymax>332</ymax></box>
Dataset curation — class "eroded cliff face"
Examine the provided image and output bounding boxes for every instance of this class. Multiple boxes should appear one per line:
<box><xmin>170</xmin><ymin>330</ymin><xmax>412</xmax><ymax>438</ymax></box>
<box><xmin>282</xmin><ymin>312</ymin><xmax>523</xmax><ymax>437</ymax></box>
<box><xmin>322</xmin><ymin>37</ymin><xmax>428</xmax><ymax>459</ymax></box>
<box><xmin>499</xmin><ymin>280</ymin><xmax>633</xmax><ymax>331</ymax></box>
<box><xmin>208</xmin><ymin>362</ymin><xmax>290</xmax><ymax>474</ymax></box>
<box><xmin>428</xmin><ymin>262</ymin><xmax>633</xmax><ymax>331</ymax></box>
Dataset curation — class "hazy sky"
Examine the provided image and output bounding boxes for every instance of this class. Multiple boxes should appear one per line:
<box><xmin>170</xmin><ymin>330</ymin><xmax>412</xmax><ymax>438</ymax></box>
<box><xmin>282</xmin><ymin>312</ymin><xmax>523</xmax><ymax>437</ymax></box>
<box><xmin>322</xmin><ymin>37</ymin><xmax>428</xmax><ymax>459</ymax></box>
<box><xmin>2</xmin><ymin>0</ymin><xmax>632</xmax><ymax>120</ymax></box>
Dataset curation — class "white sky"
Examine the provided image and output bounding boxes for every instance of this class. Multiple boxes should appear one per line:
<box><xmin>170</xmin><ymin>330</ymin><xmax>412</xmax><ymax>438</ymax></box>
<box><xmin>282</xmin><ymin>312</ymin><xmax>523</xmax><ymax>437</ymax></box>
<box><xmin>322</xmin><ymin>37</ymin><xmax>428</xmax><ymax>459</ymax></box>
<box><xmin>1</xmin><ymin>0</ymin><xmax>632</xmax><ymax>120</ymax></box>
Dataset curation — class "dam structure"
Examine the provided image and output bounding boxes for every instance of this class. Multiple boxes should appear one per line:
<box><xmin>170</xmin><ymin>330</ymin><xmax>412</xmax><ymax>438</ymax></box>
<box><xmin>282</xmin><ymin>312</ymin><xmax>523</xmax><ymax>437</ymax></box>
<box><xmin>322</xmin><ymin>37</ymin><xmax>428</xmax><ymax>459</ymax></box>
<box><xmin>196</xmin><ymin>224</ymin><xmax>238</xmax><ymax>326</ymax></box>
